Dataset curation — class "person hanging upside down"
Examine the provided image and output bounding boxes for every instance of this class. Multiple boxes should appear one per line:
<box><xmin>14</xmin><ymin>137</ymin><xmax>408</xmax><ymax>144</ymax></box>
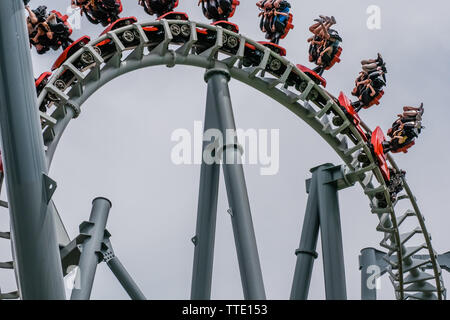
<box><xmin>271</xmin><ymin>0</ymin><xmax>290</xmax><ymax>33</ymax></box>
<box><xmin>388</xmin><ymin>104</ymin><xmax>424</xmax><ymax>138</ymax></box>
<box><xmin>199</xmin><ymin>0</ymin><xmax>239</xmax><ymax>22</ymax></box>
<box><xmin>350</xmin><ymin>55</ymin><xmax>387</xmax><ymax>110</ymax></box>
<box><xmin>138</xmin><ymin>0</ymin><xmax>178</xmax><ymax>17</ymax></box>
<box><xmin>316</xmin><ymin>29</ymin><xmax>342</xmax><ymax>66</ymax></box>
<box><xmin>257</xmin><ymin>0</ymin><xmax>292</xmax><ymax>44</ymax></box>
<box><xmin>306</xmin><ymin>16</ymin><xmax>342</xmax><ymax>73</ymax></box>
<box><xmin>26</xmin><ymin>5</ymin><xmax>73</xmax><ymax>53</ymax></box>
<box><xmin>73</xmin><ymin>0</ymin><xmax>122</xmax><ymax>26</ymax></box>
<box><xmin>352</xmin><ymin>73</ymin><xmax>386</xmax><ymax>111</ymax></box>
<box><xmin>384</xmin><ymin>104</ymin><xmax>424</xmax><ymax>153</ymax></box>
<box><xmin>26</xmin><ymin>5</ymin><xmax>50</xmax><ymax>46</ymax></box>
<box><xmin>30</xmin><ymin>12</ymin><xmax>58</xmax><ymax>54</ymax></box>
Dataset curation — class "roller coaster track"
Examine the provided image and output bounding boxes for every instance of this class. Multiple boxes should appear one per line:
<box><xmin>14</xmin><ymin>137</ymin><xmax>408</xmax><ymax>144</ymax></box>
<box><xmin>0</xmin><ymin>18</ymin><xmax>444</xmax><ymax>300</ymax></box>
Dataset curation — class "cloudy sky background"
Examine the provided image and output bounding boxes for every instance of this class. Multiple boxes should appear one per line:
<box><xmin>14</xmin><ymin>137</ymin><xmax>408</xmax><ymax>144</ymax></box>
<box><xmin>1</xmin><ymin>0</ymin><xmax>449</xmax><ymax>300</ymax></box>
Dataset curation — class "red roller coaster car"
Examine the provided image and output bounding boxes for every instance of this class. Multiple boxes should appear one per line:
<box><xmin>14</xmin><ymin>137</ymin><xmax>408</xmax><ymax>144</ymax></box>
<box><xmin>296</xmin><ymin>64</ymin><xmax>327</xmax><ymax>88</ymax></box>
<box><xmin>157</xmin><ymin>11</ymin><xmax>189</xmax><ymax>21</ymax></box>
<box><xmin>52</xmin><ymin>36</ymin><xmax>91</xmax><ymax>71</ymax></box>
<box><xmin>371</xmin><ymin>126</ymin><xmax>390</xmax><ymax>181</ymax></box>
<box><xmin>96</xmin><ymin>17</ymin><xmax>141</xmax><ymax>61</ymax></box>
<box><xmin>35</xmin><ymin>72</ymin><xmax>53</xmax><ymax>111</ymax></box>
<box><xmin>242</xmin><ymin>42</ymin><xmax>289</xmax><ymax>77</ymax></box>
<box><xmin>257</xmin><ymin>41</ymin><xmax>286</xmax><ymax>56</ymax></box>
<box><xmin>100</xmin><ymin>16</ymin><xmax>137</xmax><ymax>36</ymax></box>
<box><xmin>196</xmin><ymin>21</ymin><xmax>240</xmax><ymax>55</ymax></box>
<box><xmin>140</xmin><ymin>12</ymin><xmax>191</xmax><ymax>49</ymax></box>
<box><xmin>196</xmin><ymin>20</ymin><xmax>239</xmax><ymax>35</ymax></box>
<box><xmin>51</xmin><ymin>36</ymin><xmax>100</xmax><ymax>92</ymax></box>
<box><xmin>243</xmin><ymin>42</ymin><xmax>286</xmax><ymax>56</ymax></box>
<box><xmin>336</xmin><ymin>92</ymin><xmax>367</xmax><ymax>142</ymax></box>
<box><xmin>213</xmin><ymin>20</ymin><xmax>239</xmax><ymax>33</ymax></box>
<box><xmin>35</xmin><ymin>72</ymin><xmax>52</xmax><ymax>95</ymax></box>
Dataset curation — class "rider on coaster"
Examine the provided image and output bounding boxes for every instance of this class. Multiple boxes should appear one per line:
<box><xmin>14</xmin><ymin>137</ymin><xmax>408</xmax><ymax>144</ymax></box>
<box><xmin>351</xmin><ymin>54</ymin><xmax>387</xmax><ymax>110</ymax></box>
<box><xmin>307</xmin><ymin>15</ymin><xmax>341</xmax><ymax>73</ymax></box>
<box><xmin>271</xmin><ymin>0</ymin><xmax>290</xmax><ymax>32</ymax></box>
<box><xmin>72</xmin><ymin>0</ymin><xmax>121</xmax><ymax>26</ymax></box>
<box><xmin>386</xmin><ymin>167</ymin><xmax>406</xmax><ymax>203</ymax></box>
<box><xmin>351</xmin><ymin>72</ymin><xmax>386</xmax><ymax>111</ymax></box>
<box><xmin>26</xmin><ymin>5</ymin><xmax>73</xmax><ymax>54</ymax></box>
<box><xmin>384</xmin><ymin>104</ymin><xmax>424</xmax><ymax>153</ymax></box>
<box><xmin>257</xmin><ymin>0</ymin><xmax>291</xmax><ymax>44</ymax></box>
<box><xmin>139</xmin><ymin>0</ymin><xmax>178</xmax><ymax>17</ymax></box>
<box><xmin>199</xmin><ymin>0</ymin><xmax>239</xmax><ymax>22</ymax></box>
<box><xmin>25</xmin><ymin>5</ymin><xmax>41</xmax><ymax>38</ymax></box>
<box><xmin>316</xmin><ymin>29</ymin><xmax>342</xmax><ymax>67</ymax></box>
<box><xmin>388</xmin><ymin>104</ymin><xmax>424</xmax><ymax>136</ymax></box>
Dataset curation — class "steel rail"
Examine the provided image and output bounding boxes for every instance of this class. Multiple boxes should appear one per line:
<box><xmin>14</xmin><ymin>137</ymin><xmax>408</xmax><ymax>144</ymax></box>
<box><xmin>25</xmin><ymin>18</ymin><xmax>444</xmax><ymax>299</ymax></box>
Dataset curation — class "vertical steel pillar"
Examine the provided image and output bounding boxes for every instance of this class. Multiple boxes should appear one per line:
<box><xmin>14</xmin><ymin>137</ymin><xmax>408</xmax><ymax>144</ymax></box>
<box><xmin>360</xmin><ymin>248</ymin><xmax>379</xmax><ymax>300</ymax></box>
<box><xmin>0</xmin><ymin>0</ymin><xmax>65</xmax><ymax>299</ymax></box>
<box><xmin>205</xmin><ymin>66</ymin><xmax>266</xmax><ymax>300</ymax></box>
<box><xmin>316</xmin><ymin>164</ymin><xmax>347</xmax><ymax>300</ymax></box>
<box><xmin>291</xmin><ymin>164</ymin><xmax>348</xmax><ymax>300</ymax></box>
<box><xmin>71</xmin><ymin>197</ymin><xmax>111</xmax><ymax>300</ymax></box>
<box><xmin>290</xmin><ymin>172</ymin><xmax>320</xmax><ymax>300</ymax></box>
<box><xmin>190</xmin><ymin>80</ymin><xmax>221</xmax><ymax>300</ymax></box>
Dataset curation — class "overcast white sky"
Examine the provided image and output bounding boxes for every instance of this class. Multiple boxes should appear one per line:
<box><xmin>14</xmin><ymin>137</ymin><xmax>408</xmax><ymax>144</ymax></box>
<box><xmin>1</xmin><ymin>0</ymin><xmax>450</xmax><ymax>300</ymax></box>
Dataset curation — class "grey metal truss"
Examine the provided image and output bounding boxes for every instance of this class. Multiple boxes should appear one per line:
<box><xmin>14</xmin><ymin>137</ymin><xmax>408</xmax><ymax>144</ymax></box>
<box><xmin>0</xmin><ymin>14</ymin><xmax>442</xmax><ymax>299</ymax></box>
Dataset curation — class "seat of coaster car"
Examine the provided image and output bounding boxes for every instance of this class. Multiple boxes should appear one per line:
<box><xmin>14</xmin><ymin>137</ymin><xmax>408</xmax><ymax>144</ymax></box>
<box><xmin>391</xmin><ymin>140</ymin><xmax>415</xmax><ymax>154</ymax></box>
<box><xmin>363</xmin><ymin>90</ymin><xmax>384</xmax><ymax>109</ymax></box>
<box><xmin>325</xmin><ymin>47</ymin><xmax>342</xmax><ymax>70</ymax></box>
<box><xmin>229</xmin><ymin>0</ymin><xmax>240</xmax><ymax>18</ymax></box>
<box><xmin>280</xmin><ymin>13</ymin><xmax>294</xmax><ymax>40</ymax></box>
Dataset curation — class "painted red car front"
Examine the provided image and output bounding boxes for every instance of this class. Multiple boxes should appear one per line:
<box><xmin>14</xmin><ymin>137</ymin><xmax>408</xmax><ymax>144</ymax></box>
<box><xmin>371</xmin><ymin>126</ymin><xmax>390</xmax><ymax>181</ymax></box>
<box><xmin>52</xmin><ymin>36</ymin><xmax>90</xmax><ymax>71</ymax></box>
<box><xmin>296</xmin><ymin>64</ymin><xmax>327</xmax><ymax>87</ymax></box>
<box><xmin>338</xmin><ymin>92</ymin><xmax>367</xmax><ymax>141</ymax></box>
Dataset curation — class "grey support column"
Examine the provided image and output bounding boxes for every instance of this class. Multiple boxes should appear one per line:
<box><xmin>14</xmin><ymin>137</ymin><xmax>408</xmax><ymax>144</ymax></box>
<box><xmin>205</xmin><ymin>66</ymin><xmax>266</xmax><ymax>300</ymax></box>
<box><xmin>0</xmin><ymin>0</ymin><xmax>65</xmax><ymax>299</ymax></box>
<box><xmin>290</xmin><ymin>172</ymin><xmax>320</xmax><ymax>300</ymax></box>
<box><xmin>360</xmin><ymin>248</ymin><xmax>379</xmax><ymax>300</ymax></box>
<box><xmin>316</xmin><ymin>164</ymin><xmax>347</xmax><ymax>300</ymax></box>
<box><xmin>190</xmin><ymin>79</ymin><xmax>221</xmax><ymax>300</ymax></box>
<box><xmin>71</xmin><ymin>197</ymin><xmax>112</xmax><ymax>300</ymax></box>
